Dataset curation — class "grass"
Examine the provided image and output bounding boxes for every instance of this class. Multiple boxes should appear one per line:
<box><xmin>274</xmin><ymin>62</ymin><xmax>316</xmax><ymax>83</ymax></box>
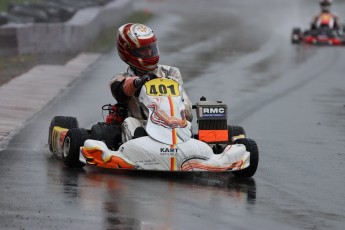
<box><xmin>0</xmin><ymin>0</ymin><xmax>42</xmax><ymax>11</ymax></box>
<box><xmin>0</xmin><ymin>10</ymin><xmax>153</xmax><ymax>86</ymax></box>
<box><xmin>87</xmin><ymin>10</ymin><xmax>153</xmax><ymax>53</ymax></box>
<box><xmin>0</xmin><ymin>53</ymin><xmax>76</xmax><ymax>85</ymax></box>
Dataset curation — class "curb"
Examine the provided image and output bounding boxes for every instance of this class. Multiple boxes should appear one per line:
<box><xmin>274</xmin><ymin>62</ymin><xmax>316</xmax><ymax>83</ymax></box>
<box><xmin>0</xmin><ymin>53</ymin><xmax>101</xmax><ymax>150</ymax></box>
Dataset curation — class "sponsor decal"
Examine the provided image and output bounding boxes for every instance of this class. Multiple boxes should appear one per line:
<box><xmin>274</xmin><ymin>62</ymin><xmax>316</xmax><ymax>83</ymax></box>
<box><xmin>200</xmin><ymin>107</ymin><xmax>226</xmax><ymax>117</ymax></box>
<box><xmin>160</xmin><ymin>147</ymin><xmax>179</xmax><ymax>156</ymax></box>
<box><xmin>137</xmin><ymin>159</ymin><xmax>160</xmax><ymax>166</ymax></box>
<box><xmin>122</xmin><ymin>122</ymin><xmax>132</xmax><ymax>140</ymax></box>
<box><xmin>148</xmin><ymin>97</ymin><xmax>187</xmax><ymax>129</ymax></box>
<box><xmin>51</xmin><ymin>127</ymin><xmax>68</xmax><ymax>152</ymax></box>
<box><xmin>136</xmin><ymin>24</ymin><xmax>148</xmax><ymax>33</ymax></box>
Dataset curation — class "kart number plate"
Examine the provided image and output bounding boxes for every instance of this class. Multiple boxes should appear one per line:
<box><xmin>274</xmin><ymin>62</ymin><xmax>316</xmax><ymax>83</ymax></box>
<box><xmin>145</xmin><ymin>78</ymin><xmax>180</xmax><ymax>96</ymax></box>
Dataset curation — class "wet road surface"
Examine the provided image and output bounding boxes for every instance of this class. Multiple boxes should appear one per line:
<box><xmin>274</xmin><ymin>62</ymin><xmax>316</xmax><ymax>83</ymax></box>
<box><xmin>1</xmin><ymin>0</ymin><xmax>345</xmax><ymax>229</ymax></box>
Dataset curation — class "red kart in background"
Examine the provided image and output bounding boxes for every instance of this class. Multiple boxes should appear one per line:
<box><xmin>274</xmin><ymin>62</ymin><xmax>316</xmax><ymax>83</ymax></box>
<box><xmin>291</xmin><ymin>26</ymin><xmax>345</xmax><ymax>46</ymax></box>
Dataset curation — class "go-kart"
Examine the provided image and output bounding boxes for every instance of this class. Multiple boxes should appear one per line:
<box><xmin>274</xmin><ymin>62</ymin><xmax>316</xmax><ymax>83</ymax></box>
<box><xmin>48</xmin><ymin>78</ymin><xmax>259</xmax><ymax>178</ymax></box>
<box><xmin>291</xmin><ymin>25</ymin><xmax>345</xmax><ymax>46</ymax></box>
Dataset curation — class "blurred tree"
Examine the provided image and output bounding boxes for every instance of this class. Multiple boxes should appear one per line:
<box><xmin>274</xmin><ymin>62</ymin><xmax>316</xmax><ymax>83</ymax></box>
<box><xmin>0</xmin><ymin>0</ymin><xmax>42</xmax><ymax>11</ymax></box>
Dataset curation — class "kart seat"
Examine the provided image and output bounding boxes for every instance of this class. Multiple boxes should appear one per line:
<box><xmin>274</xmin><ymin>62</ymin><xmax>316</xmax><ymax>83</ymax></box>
<box><xmin>133</xmin><ymin>127</ymin><xmax>147</xmax><ymax>139</ymax></box>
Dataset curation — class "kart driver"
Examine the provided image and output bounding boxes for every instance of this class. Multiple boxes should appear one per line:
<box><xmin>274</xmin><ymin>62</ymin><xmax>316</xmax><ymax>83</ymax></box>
<box><xmin>109</xmin><ymin>23</ymin><xmax>193</xmax><ymax>143</ymax></box>
<box><xmin>311</xmin><ymin>0</ymin><xmax>340</xmax><ymax>30</ymax></box>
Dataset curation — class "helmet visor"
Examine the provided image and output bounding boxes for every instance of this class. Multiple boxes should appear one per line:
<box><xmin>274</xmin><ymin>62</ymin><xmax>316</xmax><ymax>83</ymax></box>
<box><xmin>130</xmin><ymin>43</ymin><xmax>159</xmax><ymax>59</ymax></box>
<box><xmin>320</xmin><ymin>2</ymin><xmax>331</xmax><ymax>6</ymax></box>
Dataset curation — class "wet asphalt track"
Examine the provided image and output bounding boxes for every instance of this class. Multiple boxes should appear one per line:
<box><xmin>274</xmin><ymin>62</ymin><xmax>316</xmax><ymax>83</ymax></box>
<box><xmin>1</xmin><ymin>0</ymin><xmax>345</xmax><ymax>229</ymax></box>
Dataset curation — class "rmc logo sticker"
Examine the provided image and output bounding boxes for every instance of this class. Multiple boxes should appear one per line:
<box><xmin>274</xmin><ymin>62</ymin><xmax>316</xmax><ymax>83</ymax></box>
<box><xmin>201</xmin><ymin>107</ymin><xmax>226</xmax><ymax>117</ymax></box>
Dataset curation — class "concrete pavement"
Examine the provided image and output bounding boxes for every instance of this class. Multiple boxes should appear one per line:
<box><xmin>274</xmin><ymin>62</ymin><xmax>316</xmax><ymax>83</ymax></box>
<box><xmin>0</xmin><ymin>53</ymin><xmax>101</xmax><ymax>150</ymax></box>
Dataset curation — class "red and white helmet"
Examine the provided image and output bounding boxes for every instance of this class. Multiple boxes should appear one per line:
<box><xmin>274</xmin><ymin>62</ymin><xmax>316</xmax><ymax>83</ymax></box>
<box><xmin>117</xmin><ymin>23</ymin><xmax>159</xmax><ymax>71</ymax></box>
<box><xmin>319</xmin><ymin>0</ymin><xmax>332</xmax><ymax>12</ymax></box>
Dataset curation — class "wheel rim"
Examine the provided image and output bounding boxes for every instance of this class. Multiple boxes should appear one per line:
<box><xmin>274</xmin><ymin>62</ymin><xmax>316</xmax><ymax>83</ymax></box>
<box><xmin>63</xmin><ymin>137</ymin><xmax>71</xmax><ymax>158</ymax></box>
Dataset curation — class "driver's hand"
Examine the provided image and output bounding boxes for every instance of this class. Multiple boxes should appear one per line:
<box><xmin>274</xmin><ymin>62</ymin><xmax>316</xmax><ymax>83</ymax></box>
<box><xmin>133</xmin><ymin>73</ymin><xmax>157</xmax><ymax>88</ymax></box>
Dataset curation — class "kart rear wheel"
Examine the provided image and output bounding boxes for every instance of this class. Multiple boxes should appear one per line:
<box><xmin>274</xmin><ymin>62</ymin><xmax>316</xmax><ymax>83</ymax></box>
<box><xmin>62</xmin><ymin>128</ymin><xmax>88</xmax><ymax>168</ymax></box>
<box><xmin>48</xmin><ymin>116</ymin><xmax>78</xmax><ymax>152</ymax></box>
<box><xmin>232</xmin><ymin>138</ymin><xmax>259</xmax><ymax>178</ymax></box>
<box><xmin>228</xmin><ymin>125</ymin><xmax>246</xmax><ymax>143</ymax></box>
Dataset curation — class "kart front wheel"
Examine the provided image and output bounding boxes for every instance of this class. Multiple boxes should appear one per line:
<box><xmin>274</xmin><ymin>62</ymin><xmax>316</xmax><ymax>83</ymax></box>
<box><xmin>62</xmin><ymin>128</ymin><xmax>88</xmax><ymax>168</ymax></box>
<box><xmin>232</xmin><ymin>138</ymin><xmax>259</xmax><ymax>178</ymax></box>
<box><xmin>291</xmin><ymin>27</ymin><xmax>302</xmax><ymax>44</ymax></box>
<box><xmin>48</xmin><ymin>116</ymin><xmax>79</xmax><ymax>152</ymax></box>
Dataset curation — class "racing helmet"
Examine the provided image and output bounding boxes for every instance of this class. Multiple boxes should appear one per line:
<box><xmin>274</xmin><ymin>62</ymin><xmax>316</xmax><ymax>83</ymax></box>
<box><xmin>319</xmin><ymin>0</ymin><xmax>332</xmax><ymax>12</ymax></box>
<box><xmin>117</xmin><ymin>23</ymin><xmax>159</xmax><ymax>72</ymax></box>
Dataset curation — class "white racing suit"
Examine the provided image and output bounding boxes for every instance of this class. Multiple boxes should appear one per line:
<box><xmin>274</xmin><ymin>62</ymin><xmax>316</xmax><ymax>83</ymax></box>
<box><xmin>109</xmin><ymin>64</ymin><xmax>193</xmax><ymax>143</ymax></box>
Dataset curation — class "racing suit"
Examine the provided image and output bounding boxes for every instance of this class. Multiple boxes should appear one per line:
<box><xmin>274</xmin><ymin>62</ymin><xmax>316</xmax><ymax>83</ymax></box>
<box><xmin>311</xmin><ymin>12</ymin><xmax>340</xmax><ymax>30</ymax></box>
<box><xmin>109</xmin><ymin>64</ymin><xmax>193</xmax><ymax>142</ymax></box>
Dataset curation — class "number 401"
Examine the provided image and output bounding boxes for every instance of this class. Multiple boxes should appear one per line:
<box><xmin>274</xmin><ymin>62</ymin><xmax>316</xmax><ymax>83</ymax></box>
<box><xmin>149</xmin><ymin>84</ymin><xmax>177</xmax><ymax>95</ymax></box>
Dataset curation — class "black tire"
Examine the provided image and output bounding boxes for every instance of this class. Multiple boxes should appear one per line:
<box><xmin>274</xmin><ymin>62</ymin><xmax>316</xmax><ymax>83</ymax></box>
<box><xmin>232</xmin><ymin>138</ymin><xmax>259</xmax><ymax>178</ymax></box>
<box><xmin>62</xmin><ymin>128</ymin><xmax>88</xmax><ymax>168</ymax></box>
<box><xmin>291</xmin><ymin>38</ymin><xmax>300</xmax><ymax>44</ymax></box>
<box><xmin>291</xmin><ymin>27</ymin><xmax>302</xmax><ymax>44</ymax></box>
<box><xmin>292</xmin><ymin>27</ymin><xmax>301</xmax><ymax>34</ymax></box>
<box><xmin>48</xmin><ymin>116</ymin><xmax>79</xmax><ymax>152</ymax></box>
<box><xmin>228</xmin><ymin>125</ymin><xmax>246</xmax><ymax>144</ymax></box>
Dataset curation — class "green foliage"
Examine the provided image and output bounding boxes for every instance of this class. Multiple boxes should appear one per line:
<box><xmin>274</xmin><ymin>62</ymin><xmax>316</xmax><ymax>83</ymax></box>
<box><xmin>87</xmin><ymin>10</ymin><xmax>153</xmax><ymax>52</ymax></box>
<box><xmin>0</xmin><ymin>0</ymin><xmax>42</xmax><ymax>12</ymax></box>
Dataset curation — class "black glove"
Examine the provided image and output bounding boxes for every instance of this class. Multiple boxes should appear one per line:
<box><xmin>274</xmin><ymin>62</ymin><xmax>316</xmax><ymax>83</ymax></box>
<box><xmin>133</xmin><ymin>73</ymin><xmax>158</xmax><ymax>88</ymax></box>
